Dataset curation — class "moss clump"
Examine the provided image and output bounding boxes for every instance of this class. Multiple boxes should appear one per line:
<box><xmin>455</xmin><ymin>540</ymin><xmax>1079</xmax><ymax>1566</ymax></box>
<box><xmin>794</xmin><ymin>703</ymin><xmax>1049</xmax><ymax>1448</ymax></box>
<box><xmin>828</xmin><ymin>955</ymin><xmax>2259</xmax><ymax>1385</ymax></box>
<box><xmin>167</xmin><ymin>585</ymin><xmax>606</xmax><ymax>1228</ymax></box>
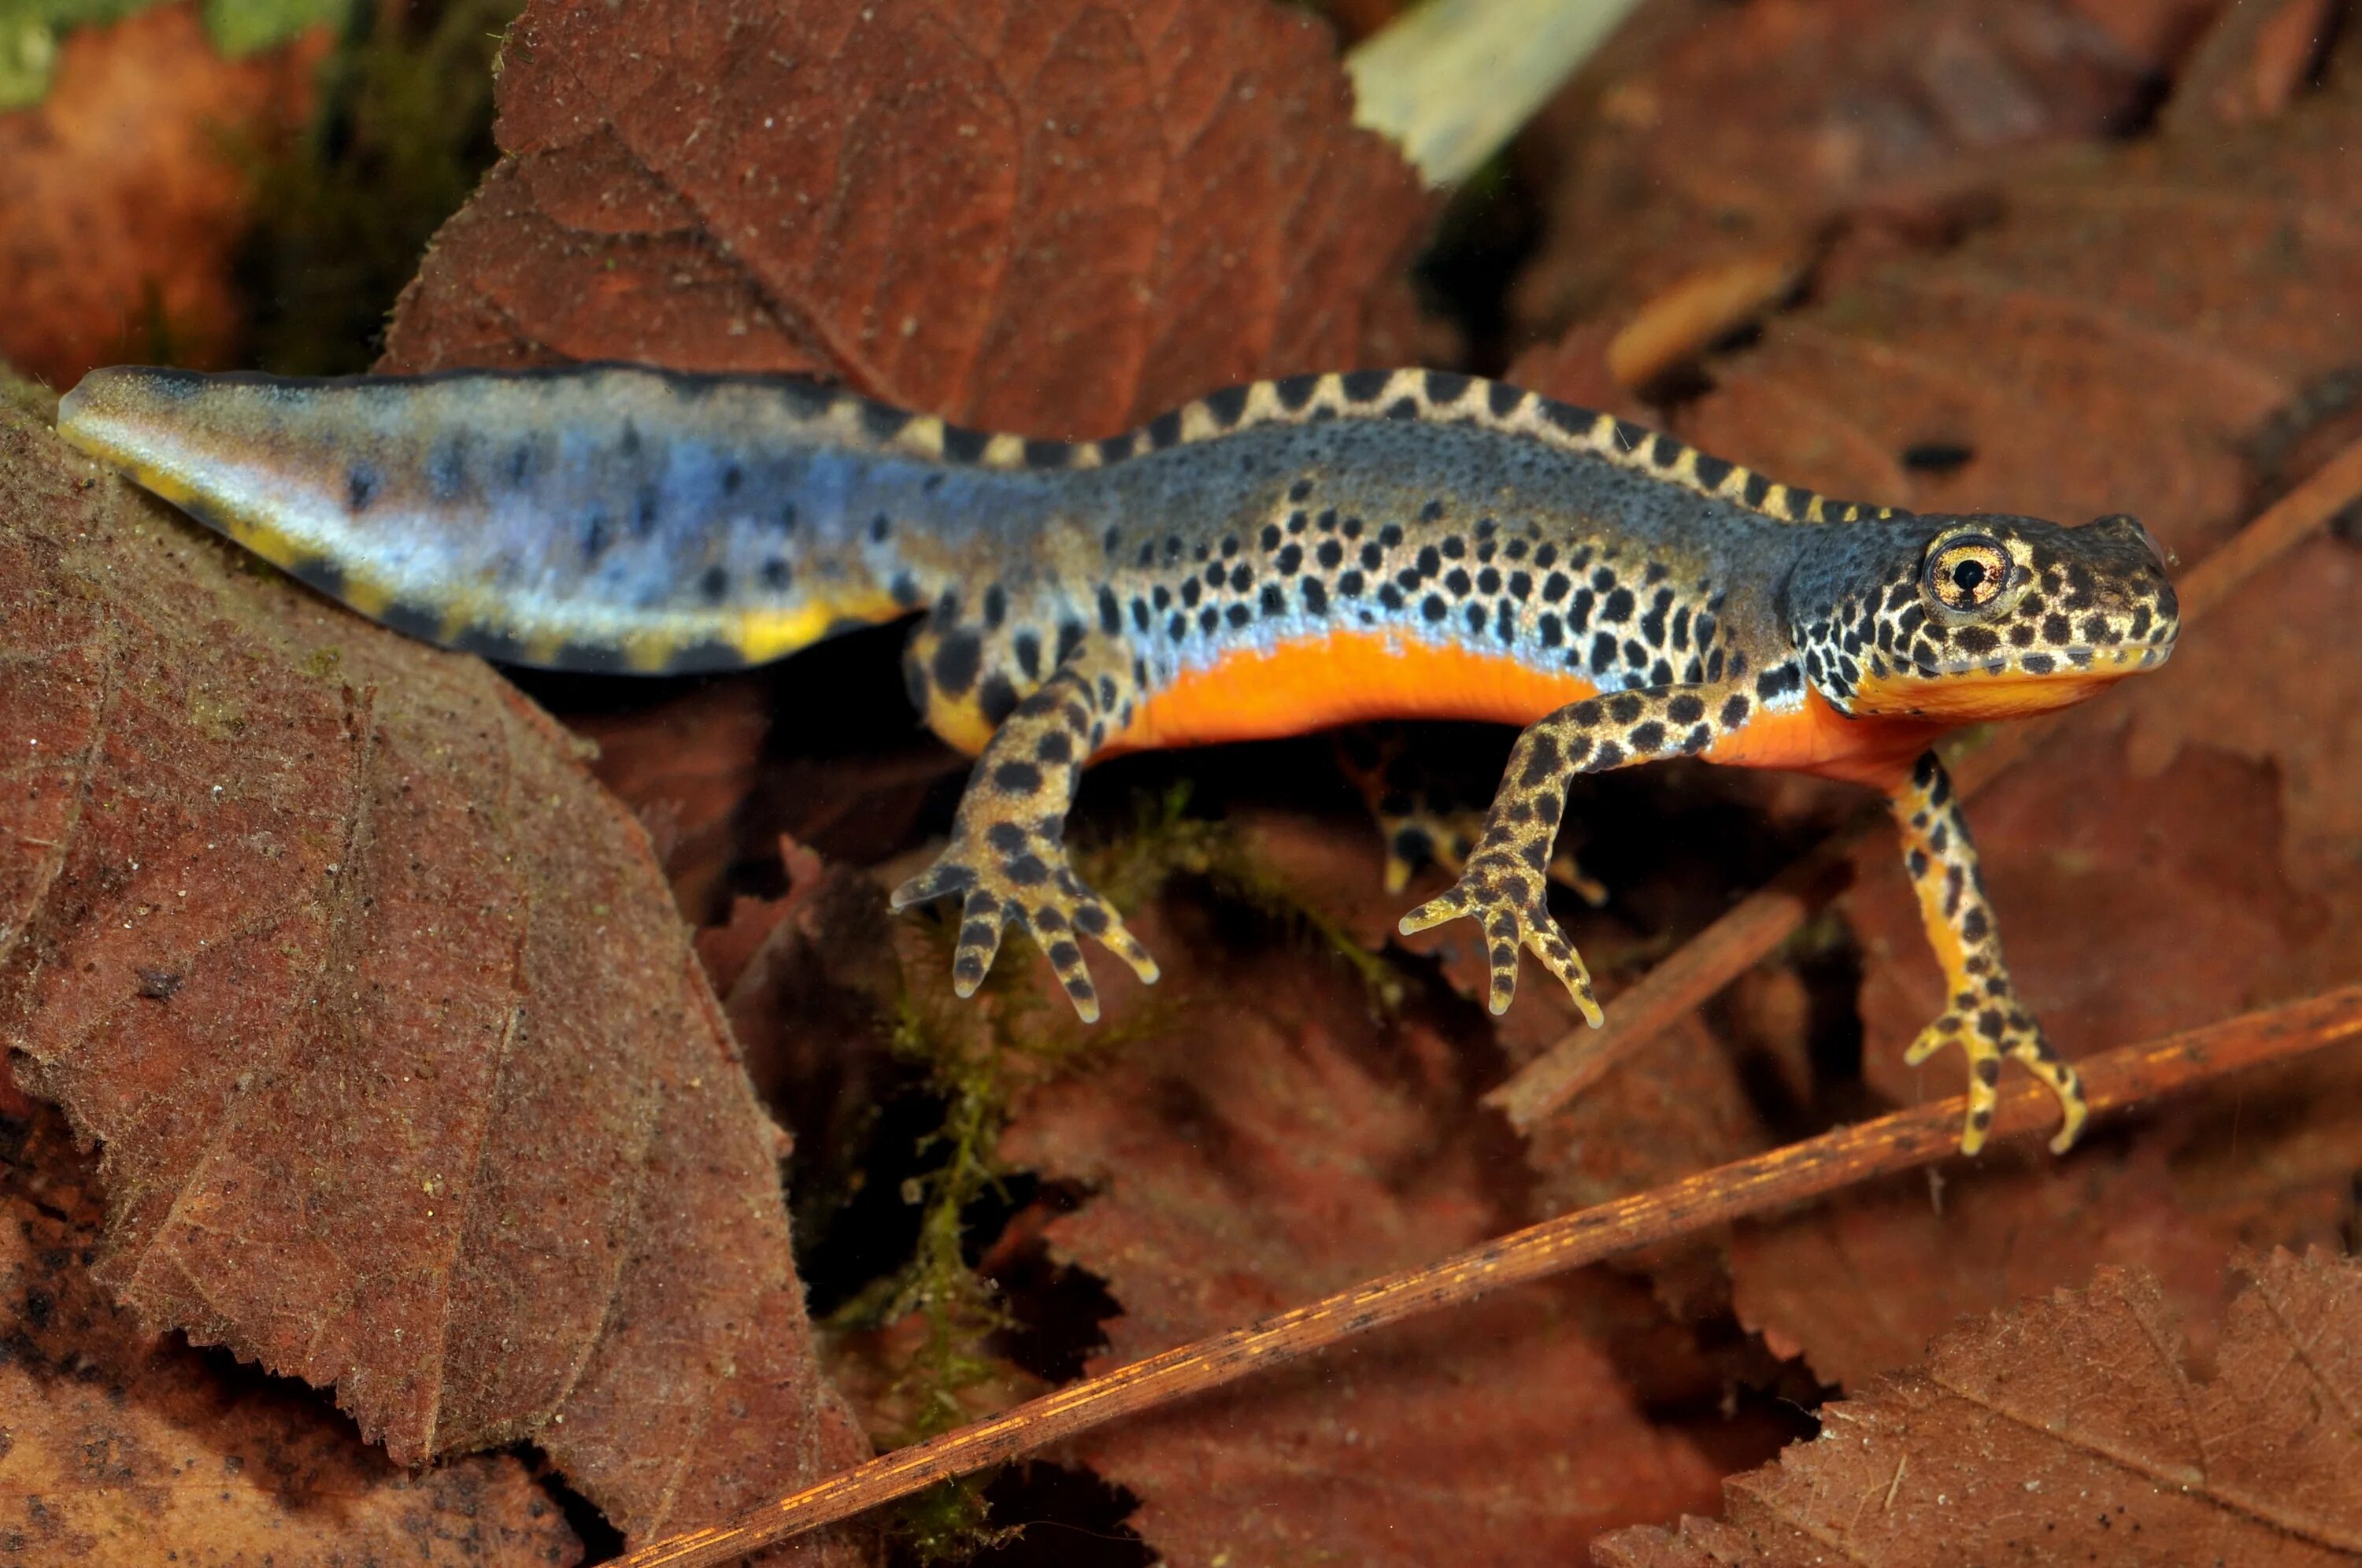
<box><xmin>817</xmin><ymin>959</ymin><xmax>1087</xmax><ymax>1561</ymax></box>
<box><xmin>235</xmin><ymin>0</ymin><xmax>521</xmax><ymax>373</ymax></box>
<box><xmin>1087</xmin><ymin>782</ymin><xmax>1409</xmax><ymax>1012</ymax></box>
<box><xmin>829</xmin><ymin>786</ymin><xmax>1405</xmax><ymax>1559</ymax></box>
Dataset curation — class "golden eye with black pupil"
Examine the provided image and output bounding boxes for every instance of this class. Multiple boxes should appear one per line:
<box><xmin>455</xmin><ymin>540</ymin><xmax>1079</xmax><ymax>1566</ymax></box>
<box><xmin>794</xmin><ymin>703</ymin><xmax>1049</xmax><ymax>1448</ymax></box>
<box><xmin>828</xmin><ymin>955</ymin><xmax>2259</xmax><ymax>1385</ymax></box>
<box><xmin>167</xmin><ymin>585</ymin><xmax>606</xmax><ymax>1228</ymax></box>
<box><xmin>1926</xmin><ymin>535</ymin><xmax>2009</xmax><ymax>611</ymax></box>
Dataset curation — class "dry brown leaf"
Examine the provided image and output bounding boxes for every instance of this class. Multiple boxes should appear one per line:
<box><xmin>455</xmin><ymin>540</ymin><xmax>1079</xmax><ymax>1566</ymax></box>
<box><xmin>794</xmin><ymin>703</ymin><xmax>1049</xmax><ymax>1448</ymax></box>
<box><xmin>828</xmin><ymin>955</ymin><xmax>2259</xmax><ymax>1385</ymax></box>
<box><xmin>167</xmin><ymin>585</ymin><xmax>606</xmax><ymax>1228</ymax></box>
<box><xmin>1727</xmin><ymin>1118</ymin><xmax>2355</xmax><ymax>1394</ymax></box>
<box><xmin>1664</xmin><ymin>64</ymin><xmax>2362</xmax><ymax>561</ymax></box>
<box><xmin>0</xmin><ymin>1076</ymin><xmax>582</xmax><ymax>1566</ymax></box>
<box><xmin>1231</xmin><ymin>803</ymin><xmax>1797</xmax><ymax>1211</ymax></box>
<box><xmin>1597</xmin><ymin>1249</ymin><xmax>2362</xmax><ymax>1566</ymax></box>
<box><xmin>565</xmin><ymin>676</ymin><xmax>774</xmax><ymax>923</ymax></box>
<box><xmin>1511</xmin><ymin>0</ymin><xmax>2188</xmax><ymax>348</ymax></box>
<box><xmin>2118</xmin><ymin>534</ymin><xmax>2362</xmax><ymax>897</ymax></box>
<box><xmin>713</xmin><ymin>808</ymin><xmax>1771</xmax><ymax>1559</ymax></box>
<box><xmin>997</xmin><ymin>922</ymin><xmax>1772</xmax><ymax>1566</ymax></box>
<box><xmin>1501</xmin><ymin>57</ymin><xmax>2362</xmax><ymax>1389</ymax></box>
<box><xmin>0</xmin><ymin>6</ymin><xmax>330</xmax><ymax>390</ymax></box>
<box><xmin>381</xmin><ymin>0</ymin><xmax>1435</xmax><ymax>436</ymax></box>
<box><xmin>0</xmin><ymin>400</ymin><xmax>870</xmax><ymax>1555</ymax></box>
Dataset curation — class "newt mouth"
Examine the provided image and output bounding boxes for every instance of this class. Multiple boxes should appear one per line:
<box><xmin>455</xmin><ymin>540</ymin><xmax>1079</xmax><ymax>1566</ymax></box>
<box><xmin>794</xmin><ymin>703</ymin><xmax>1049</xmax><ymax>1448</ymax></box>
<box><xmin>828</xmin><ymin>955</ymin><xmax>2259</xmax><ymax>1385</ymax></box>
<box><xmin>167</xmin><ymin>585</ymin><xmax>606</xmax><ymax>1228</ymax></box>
<box><xmin>1853</xmin><ymin>641</ymin><xmax>2172</xmax><ymax>721</ymax></box>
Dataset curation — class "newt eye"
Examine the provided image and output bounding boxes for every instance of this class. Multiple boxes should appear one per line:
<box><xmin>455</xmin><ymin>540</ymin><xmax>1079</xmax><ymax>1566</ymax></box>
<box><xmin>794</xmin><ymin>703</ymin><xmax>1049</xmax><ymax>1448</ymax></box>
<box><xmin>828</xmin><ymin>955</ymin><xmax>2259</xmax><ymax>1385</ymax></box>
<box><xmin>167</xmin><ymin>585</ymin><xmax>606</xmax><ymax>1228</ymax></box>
<box><xmin>1925</xmin><ymin>534</ymin><xmax>2010</xmax><ymax>611</ymax></box>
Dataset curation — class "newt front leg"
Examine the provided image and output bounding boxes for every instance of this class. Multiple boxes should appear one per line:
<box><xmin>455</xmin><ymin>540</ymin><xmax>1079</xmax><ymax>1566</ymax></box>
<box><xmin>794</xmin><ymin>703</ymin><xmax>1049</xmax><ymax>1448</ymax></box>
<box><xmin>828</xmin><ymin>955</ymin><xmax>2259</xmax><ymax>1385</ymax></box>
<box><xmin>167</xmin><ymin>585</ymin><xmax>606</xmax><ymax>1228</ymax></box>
<box><xmin>1889</xmin><ymin>750</ymin><xmax>2086</xmax><ymax>1155</ymax></box>
<box><xmin>1399</xmin><ymin>685</ymin><xmax>1727</xmax><ymax>1019</ymax></box>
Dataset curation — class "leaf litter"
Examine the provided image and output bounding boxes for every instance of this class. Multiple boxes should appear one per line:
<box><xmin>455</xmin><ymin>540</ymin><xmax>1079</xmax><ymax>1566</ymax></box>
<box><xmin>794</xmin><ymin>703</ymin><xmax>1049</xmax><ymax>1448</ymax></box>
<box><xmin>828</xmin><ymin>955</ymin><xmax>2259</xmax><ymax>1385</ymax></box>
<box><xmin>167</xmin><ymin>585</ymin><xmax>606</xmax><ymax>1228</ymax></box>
<box><xmin>0</xmin><ymin>397</ymin><xmax>869</xmax><ymax>1558</ymax></box>
<box><xmin>9</xmin><ymin>0</ymin><xmax>1463</xmax><ymax>1555</ymax></box>
<box><xmin>6</xmin><ymin>0</ymin><xmax>2362</xmax><ymax>1561</ymax></box>
<box><xmin>1507</xmin><ymin>0</ymin><xmax>2226</xmax><ymax>391</ymax></box>
<box><xmin>1507</xmin><ymin>47</ymin><xmax>2362</xmax><ymax>1405</ymax></box>
<box><xmin>467</xmin><ymin>1</ymin><xmax>2362</xmax><ymax>1557</ymax></box>
<box><xmin>997</xmin><ymin>913</ymin><xmax>1789</xmax><ymax>1566</ymax></box>
<box><xmin>0</xmin><ymin>1065</ymin><xmax>582</xmax><ymax>1566</ymax></box>
<box><xmin>720</xmin><ymin>818</ymin><xmax>1790</xmax><ymax>1563</ymax></box>
<box><xmin>379</xmin><ymin>0</ymin><xmax>1438</xmax><ymax>435</ymax></box>
<box><xmin>1597</xmin><ymin>1248</ymin><xmax>2362</xmax><ymax>1566</ymax></box>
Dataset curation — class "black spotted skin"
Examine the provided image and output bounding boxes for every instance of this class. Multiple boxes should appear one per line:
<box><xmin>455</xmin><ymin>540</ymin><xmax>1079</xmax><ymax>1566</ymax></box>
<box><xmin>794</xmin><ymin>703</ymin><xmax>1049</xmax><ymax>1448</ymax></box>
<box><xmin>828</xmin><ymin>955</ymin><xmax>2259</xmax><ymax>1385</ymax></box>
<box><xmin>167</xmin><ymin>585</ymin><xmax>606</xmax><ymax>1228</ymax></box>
<box><xmin>59</xmin><ymin>362</ymin><xmax>2182</xmax><ymax>1151</ymax></box>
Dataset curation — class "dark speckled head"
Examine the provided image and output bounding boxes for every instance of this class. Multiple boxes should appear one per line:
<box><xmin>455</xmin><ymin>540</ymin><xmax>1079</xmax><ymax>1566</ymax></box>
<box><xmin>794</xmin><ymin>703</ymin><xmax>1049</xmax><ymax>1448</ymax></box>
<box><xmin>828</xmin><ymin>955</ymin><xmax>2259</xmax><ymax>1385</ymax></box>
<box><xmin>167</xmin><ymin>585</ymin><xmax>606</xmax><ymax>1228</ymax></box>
<box><xmin>1782</xmin><ymin>512</ymin><xmax>2179</xmax><ymax>720</ymax></box>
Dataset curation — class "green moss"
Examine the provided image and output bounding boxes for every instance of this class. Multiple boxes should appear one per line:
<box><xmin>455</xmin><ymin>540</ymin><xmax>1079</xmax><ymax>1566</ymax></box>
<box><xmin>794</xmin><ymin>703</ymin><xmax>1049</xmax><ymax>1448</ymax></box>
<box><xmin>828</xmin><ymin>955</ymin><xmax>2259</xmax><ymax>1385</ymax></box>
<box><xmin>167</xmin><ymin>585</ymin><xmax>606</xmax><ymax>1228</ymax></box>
<box><xmin>0</xmin><ymin>365</ymin><xmax>60</xmax><ymax>423</ymax></box>
<box><xmin>887</xmin><ymin>1479</ymin><xmax>1017</xmax><ymax>1565</ymax></box>
<box><xmin>1086</xmin><ymin>782</ymin><xmax>1410</xmax><ymax>1012</ymax></box>
<box><xmin>829</xmin><ymin>788</ymin><xmax>1404</xmax><ymax>1559</ymax></box>
<box><xmin>0</xmin><ymin>0</ymin><xmax>347</xmax><ymax>109</ymax></box>
<box><xmin>816</xmin><ymin>957</ymin><xmax>1079</xmax><ymax>1559</ymax></box>
<box><xmin>200</xmin><ymin>0</ymin><xmax>346</xmax><ymax>56</ymax></box>
<box><xmin>2</xmin><ymin>1</ymin><xmax>141</xmax><ymax>110</ymax></box>
<box><xmin>831</xmin><ymin>958</ymin><xmax>1089</xmax><ymax>1404</ymax></box>
<box><xmin>235</xmin><ymin>0</ymin><xmax>521</xmax><ymax>373</ymax></box>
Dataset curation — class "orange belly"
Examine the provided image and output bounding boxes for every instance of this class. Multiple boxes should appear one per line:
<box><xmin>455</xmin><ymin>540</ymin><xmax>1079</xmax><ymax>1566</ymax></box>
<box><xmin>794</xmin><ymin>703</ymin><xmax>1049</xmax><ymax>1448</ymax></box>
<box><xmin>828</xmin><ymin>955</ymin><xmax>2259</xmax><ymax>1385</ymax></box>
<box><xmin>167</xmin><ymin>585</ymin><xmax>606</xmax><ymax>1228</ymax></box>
<box><xmin>1705</xmin><ymin>686</ymin><xmax>1949</xmax><ymax>790</ymax></box>
<box><xmin>1106</xmin><ymin>629</ymin><xmax>1949</xmax><ymax>789</ymax></box>
<box><xmin>1108</xmin><ymin>629</ymin><xmax>1599</xmax><ymax>751</ymax></box>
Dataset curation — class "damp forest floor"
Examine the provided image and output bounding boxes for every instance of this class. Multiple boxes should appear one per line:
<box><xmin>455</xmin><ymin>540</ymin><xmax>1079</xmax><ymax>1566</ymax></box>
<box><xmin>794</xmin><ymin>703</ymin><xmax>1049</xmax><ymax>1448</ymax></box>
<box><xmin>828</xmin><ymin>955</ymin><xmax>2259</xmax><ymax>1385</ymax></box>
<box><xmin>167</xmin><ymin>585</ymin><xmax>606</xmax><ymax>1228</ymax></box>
<box><xmin>3</xmin><ymin>2</ymin><xmax>2362</xmax><ymax>1565</ymax></box>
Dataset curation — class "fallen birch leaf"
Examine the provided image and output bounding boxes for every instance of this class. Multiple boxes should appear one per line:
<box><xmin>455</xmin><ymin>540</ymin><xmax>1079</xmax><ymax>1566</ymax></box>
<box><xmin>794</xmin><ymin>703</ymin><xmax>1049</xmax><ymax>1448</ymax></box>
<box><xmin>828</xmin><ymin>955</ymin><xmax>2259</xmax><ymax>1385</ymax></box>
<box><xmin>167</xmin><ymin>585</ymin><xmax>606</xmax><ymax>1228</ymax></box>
<box><xmin>1597</xmin><ymin>1248</ymin><xmax>2362</xmax><ymax>1566</ymax></box>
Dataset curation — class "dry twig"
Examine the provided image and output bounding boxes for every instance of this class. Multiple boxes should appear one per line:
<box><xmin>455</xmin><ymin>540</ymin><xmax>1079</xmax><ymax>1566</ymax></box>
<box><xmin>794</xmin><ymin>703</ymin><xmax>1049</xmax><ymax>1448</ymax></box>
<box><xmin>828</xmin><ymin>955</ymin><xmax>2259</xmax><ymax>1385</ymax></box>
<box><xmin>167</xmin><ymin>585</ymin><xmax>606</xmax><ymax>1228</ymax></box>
<box><xmin>618</xmin><ymin>985</ymin><xmax>2362</xmax><ymax>1567</ymax></box>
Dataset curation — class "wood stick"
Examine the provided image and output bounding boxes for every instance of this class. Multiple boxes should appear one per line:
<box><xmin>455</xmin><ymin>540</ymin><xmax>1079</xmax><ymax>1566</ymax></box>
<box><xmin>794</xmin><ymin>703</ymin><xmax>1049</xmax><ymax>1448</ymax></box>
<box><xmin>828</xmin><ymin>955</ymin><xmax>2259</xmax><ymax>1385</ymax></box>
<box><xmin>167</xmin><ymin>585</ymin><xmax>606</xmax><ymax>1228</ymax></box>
<box><xmin>616</xmin><ymin>985</ymin><xmax>2362</xmax><ymax>1567</ymax></box>
<box><xmin>1484</xmin><ymin>435</ymin><xmax>2362</xmax><ymax>1131</ymax></box>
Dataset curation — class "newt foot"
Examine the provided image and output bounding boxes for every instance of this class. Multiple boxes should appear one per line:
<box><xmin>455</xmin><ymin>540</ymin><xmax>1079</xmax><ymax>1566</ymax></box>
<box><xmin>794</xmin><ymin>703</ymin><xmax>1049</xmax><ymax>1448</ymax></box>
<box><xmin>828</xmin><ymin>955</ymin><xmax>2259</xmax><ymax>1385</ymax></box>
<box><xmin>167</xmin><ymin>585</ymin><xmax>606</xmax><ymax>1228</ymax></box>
<box><xmin>1379</xmin><ymin>803</ymin><xmax>1609</xmax><ymax>906</ymax></box>
<box><xmin>891</xmin><ymin>829</ymin><xmax>1158</xmax><ymax>1023</ymax></box>
<box><xmin>1905</xmin><ymin>1004</ymin><xmax>2087</xmax><ymax>1156</ymax></box>
<box><xmin>1398</xmin><ymin>850</ymin><xmax>1603</xmax><ymax>1023</ymax></box>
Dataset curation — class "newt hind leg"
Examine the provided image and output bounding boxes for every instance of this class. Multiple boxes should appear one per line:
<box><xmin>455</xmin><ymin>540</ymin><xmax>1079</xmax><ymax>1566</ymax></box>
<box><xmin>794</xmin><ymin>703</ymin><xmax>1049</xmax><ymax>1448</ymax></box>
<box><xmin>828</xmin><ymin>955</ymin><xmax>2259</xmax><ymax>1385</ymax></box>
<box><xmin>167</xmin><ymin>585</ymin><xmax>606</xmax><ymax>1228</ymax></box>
<box><xmin>1335</xmin><ymin>727</ymin><xmax>1609</xmax><ymax>902</ymax></box>
<box><xmin>891</xmin><ymin>638</ymin><xmax>1159</xmax><ymax>1020</ymax></box>
<box><xmin>1889</xmin><ymin>751</ymin><xmax>2086</xmax><ymax>1155</ymax></box>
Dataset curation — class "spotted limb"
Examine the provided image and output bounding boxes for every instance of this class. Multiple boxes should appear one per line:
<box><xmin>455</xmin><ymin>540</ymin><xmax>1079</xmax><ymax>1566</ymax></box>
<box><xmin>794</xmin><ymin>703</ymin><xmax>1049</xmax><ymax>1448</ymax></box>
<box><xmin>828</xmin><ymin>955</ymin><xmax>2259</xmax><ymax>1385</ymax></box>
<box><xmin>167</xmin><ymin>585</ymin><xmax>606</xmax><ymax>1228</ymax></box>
<box><xmin>58</xmin><ymin>364</ymin><xmax>2180</xmax><ymax>1151</ymax></box>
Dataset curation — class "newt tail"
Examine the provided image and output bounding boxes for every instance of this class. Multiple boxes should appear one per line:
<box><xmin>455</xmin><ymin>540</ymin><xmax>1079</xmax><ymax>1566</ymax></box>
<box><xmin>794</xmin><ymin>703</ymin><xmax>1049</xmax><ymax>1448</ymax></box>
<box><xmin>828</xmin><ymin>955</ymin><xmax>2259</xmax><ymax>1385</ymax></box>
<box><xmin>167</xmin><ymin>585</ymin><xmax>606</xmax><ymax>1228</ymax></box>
<box><xmin>59</xmin><ymin>362</ymin><xmax>2179</xmax><ymax>1152</ymax></box>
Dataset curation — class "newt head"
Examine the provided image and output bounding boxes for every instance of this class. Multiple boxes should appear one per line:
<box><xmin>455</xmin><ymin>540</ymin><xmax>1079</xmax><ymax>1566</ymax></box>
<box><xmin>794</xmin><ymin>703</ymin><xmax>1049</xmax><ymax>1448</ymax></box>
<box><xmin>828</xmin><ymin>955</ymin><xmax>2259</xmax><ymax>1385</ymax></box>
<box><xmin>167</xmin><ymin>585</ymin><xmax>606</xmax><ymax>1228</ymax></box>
<box><xmin>1783</xmin><ymin>511</ymin><xmax>2179</xmax><ymax>723</ymax></box>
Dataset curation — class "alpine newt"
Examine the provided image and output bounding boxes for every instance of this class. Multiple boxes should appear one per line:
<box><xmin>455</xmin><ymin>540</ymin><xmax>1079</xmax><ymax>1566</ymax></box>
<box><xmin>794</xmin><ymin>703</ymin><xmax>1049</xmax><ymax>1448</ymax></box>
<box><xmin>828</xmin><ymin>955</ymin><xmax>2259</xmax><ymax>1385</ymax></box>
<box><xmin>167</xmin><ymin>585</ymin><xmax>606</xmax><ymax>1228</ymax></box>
<box><xmin>57</xmin><ymin>364</ymin><xmax>2180</xmax><ymax>1152</ymax></box>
